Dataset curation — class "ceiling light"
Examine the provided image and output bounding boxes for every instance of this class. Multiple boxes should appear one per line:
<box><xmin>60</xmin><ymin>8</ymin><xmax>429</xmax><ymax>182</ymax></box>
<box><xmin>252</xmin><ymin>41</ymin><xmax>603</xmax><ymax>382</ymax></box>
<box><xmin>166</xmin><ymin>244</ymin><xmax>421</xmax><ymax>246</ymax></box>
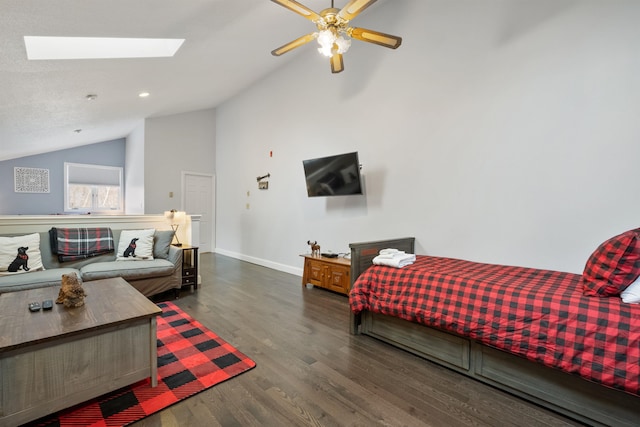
<box><xmin>24</xmin><ymin>36</ymin><xmax>185</xmax><ymax>60</ymax></box>
<box><xmin>316</xmin><ymin>29</ymin><xmax>351</xmax><ymax>57</ymax></box>
<box><xmin>138</xmin><ymin>92</ymin><xmax>150</xmax><ymax>98</ymax></box>
<box><xmin>270</xmin><ymin>0</ymin><xmax>401</xmax><ymax>74</ymax></box>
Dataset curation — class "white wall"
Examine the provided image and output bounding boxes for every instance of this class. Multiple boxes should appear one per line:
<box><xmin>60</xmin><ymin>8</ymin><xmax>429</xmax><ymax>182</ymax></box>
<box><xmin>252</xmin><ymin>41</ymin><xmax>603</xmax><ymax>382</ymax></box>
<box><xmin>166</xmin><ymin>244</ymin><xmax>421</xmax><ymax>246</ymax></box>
<box><xmin>215</xmin><ymin>0</ymin><xmax>640</xmax><ymax>275</ymax></box>
<box><xmin>125</xmin><ymin>121</ymin><xmax>145</xmax><ymax>214</ymax></box>
<box><xmin>144</xmin><ymin>109</ymin><xmax>216</xmax><ymax>215</ymax></box>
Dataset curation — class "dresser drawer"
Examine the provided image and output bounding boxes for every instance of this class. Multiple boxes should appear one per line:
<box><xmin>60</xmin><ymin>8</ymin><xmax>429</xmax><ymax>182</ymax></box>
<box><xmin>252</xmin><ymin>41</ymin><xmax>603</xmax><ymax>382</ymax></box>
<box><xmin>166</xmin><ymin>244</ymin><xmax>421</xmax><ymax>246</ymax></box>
<box><xmin>182</xmin><ymin>276</ymin><xmax>196</xmax><ymax>285</ymax></box>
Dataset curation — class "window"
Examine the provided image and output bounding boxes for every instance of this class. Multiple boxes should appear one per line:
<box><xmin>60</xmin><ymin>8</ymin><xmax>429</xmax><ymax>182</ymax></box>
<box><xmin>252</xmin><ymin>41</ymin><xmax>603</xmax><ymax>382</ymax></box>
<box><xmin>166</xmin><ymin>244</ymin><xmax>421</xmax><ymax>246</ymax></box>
<box><xmin>64</xmin><ymin>162</ymin><xmax>123</xmax><ymax>213</ymax></box>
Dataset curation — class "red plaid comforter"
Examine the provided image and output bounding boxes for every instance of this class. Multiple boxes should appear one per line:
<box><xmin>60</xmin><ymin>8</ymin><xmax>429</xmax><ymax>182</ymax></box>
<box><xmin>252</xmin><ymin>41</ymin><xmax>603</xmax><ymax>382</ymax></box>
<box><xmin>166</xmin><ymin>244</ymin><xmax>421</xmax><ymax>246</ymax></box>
<box><xmin>350</xmin><ymin>255</ymin><xmax>640</xmax><ymax>396</ymax></box>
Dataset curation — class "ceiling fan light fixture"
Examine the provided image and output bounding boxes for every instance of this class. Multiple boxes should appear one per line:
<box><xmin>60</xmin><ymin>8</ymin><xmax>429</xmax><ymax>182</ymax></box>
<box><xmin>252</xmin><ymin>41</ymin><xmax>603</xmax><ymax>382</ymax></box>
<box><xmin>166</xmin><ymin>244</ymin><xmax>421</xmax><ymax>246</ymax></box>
<box><xmin>271</xmin><ymin>0</ymin><xmax>401</xmax><ymax>73</ymax></box>
<box><xmin>334</xmin><ymin>33</ymin><xmax>351</xmax><ymax>53</ymax></box>
<box><xmin>316</xmin><ymin>29</ymin><xmax>351</xmax><ymax>57</ymax></box>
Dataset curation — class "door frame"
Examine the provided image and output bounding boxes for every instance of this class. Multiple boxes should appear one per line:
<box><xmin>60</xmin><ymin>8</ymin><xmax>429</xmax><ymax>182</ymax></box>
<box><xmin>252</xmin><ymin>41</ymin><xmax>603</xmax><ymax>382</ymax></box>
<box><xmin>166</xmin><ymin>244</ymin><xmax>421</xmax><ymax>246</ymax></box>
<box><xmin>181</xmin><ymin>171</ymin><xmax>215</xmax><ymax>252</ymax></box>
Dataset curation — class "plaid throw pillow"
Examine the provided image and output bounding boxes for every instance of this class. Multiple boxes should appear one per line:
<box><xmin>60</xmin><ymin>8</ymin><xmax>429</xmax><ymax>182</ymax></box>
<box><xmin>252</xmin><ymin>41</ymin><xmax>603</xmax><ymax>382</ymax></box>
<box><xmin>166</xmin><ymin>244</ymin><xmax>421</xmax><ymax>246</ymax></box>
<box><xmin>582</xmin><ymin>227</ymin><xmax>640</xmax><ymax>297</ymax></box>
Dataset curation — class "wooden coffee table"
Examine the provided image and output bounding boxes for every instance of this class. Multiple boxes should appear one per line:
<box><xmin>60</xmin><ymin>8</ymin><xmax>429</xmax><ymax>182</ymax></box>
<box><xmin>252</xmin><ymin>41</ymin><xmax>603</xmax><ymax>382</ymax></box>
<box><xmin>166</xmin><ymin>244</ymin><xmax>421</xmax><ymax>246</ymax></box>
<box><xmin>0</xmin><ymin>277</ymin><xmax>162</xmax><ymax>426</ymax></box>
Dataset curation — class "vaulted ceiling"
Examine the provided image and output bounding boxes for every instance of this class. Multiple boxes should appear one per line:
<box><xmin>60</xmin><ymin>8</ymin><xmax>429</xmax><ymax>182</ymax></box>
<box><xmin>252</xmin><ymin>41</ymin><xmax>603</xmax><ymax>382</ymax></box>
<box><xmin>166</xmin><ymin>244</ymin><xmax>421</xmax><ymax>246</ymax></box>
<box><xmin>1</xmin><ymin>0</ymin><xmax>374</xmax><ymax>161</ymax></box>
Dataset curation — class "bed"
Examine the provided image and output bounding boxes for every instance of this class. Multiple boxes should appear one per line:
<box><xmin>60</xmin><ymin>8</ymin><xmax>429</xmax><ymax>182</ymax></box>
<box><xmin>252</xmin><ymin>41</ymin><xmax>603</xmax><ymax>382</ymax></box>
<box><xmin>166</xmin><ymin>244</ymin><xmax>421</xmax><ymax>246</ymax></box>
<box><xmin>348</xmin><ymin>236</ymin><xmax>640</xmax><ymax>427</ymax></box>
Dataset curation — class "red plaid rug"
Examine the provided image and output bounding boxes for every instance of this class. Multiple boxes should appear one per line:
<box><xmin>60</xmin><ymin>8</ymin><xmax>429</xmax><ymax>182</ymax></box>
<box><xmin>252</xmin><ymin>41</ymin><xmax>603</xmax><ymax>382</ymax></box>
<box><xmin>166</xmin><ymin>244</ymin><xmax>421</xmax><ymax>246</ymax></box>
<box><xmin>26</xmin><ymin>301</ymin><xmax>256</xmax><ymax>427</ymax></box>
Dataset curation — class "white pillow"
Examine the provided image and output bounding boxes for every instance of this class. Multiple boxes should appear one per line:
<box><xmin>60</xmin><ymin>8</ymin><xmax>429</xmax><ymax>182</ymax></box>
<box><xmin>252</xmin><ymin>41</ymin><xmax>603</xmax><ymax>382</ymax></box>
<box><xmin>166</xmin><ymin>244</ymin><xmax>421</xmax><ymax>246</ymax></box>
<box><xmin>621</xmin><ymin>276</ymin><xmax>640</xmax><ymax>304</ymax></box>
<box><xmin>0</xmin><ymin>233</ymin><xmax>45</xmax><ymax>275</ymax></box>
<box><xmin>116</xmin><ymin>229</ymin><xmax>155</xmax><ymax>261</ymax></box>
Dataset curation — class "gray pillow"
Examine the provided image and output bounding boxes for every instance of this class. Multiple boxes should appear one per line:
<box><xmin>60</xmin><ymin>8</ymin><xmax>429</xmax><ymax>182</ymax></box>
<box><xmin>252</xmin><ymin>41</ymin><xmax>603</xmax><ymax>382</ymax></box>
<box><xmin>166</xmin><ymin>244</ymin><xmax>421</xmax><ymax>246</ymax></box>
<box><xmin>153</xmin><ymin>230</ymin><xmax>175</xmax><ymax>259</ymax></box>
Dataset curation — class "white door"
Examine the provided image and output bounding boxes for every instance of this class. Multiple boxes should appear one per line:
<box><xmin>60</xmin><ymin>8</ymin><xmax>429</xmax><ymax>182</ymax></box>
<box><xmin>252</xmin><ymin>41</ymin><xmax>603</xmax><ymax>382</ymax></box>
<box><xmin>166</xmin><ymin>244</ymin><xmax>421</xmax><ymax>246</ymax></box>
<box><xmin>182</xmin><ymin>172</ymin><xmax>214</xmax><ymax>252</ymax></box>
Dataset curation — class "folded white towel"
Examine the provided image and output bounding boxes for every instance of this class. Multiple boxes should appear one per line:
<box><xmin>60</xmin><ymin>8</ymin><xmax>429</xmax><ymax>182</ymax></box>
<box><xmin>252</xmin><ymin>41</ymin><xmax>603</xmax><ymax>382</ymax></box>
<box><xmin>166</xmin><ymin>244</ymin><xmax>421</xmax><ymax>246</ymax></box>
<box><xmin>373</xmin><ymin>253</ymin><xmax>416</xmax><ymax>268</ymax></box>
<box><xmin>375</xmin><ymin>251</ymin><xmax>405</xmax><ymax>259</ymax></box>
<box><xmin>379</xmin><ymin>248</ymin><xmax>401</xmax><ymax>255</ymax></box>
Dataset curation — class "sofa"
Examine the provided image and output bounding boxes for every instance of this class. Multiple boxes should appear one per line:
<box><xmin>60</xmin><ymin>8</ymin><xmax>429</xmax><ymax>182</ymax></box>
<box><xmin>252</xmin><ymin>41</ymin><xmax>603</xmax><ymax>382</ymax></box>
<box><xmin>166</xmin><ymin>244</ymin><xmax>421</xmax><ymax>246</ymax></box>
<box><xmin>0</xmin><ymin>228</ymin><xmax>182</xmax><ymax>297</ymax></box>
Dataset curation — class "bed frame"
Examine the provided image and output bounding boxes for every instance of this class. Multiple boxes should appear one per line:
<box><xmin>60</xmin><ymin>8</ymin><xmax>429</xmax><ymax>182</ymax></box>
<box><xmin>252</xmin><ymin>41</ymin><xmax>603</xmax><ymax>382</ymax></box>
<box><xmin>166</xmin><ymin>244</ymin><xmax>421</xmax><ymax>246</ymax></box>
<box><xmin>349</xmin><ymin>238</ymin><xmax>640</xmax><ymax>427</ymax></box>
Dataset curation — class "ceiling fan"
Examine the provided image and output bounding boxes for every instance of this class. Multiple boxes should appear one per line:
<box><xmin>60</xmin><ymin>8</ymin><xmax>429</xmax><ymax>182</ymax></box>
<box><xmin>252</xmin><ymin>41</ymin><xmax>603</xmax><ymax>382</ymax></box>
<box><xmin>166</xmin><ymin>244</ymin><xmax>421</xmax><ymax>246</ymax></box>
<box><xmin>270</xmin><ymin>0</ymin><xmax>402</xmax><ymax>73</ymax></box>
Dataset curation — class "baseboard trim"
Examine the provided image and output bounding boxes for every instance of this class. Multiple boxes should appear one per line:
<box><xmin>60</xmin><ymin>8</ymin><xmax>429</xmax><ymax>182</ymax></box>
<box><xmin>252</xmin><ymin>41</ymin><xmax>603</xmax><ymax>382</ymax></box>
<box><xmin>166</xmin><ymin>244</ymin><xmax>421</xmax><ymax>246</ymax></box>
<box><xmin>214</xmin><ymin>248</ymin><xmax>302</xmax><ymax>277</ymax></box>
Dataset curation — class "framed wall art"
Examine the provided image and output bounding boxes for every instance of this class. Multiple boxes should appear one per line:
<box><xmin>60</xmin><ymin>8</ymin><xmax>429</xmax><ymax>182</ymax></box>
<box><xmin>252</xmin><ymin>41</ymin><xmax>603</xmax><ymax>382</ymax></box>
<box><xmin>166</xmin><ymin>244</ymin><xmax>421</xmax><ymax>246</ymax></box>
<box><xmin>14</xmin><ymin>167</ymin><xmax>50</xmax><ymax>193</ymax></box>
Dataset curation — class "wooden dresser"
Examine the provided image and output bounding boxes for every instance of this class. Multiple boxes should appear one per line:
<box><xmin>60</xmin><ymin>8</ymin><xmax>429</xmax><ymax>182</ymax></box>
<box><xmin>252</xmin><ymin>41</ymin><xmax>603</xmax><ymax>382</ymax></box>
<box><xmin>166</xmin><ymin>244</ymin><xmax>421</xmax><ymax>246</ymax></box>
<box><xmin>301</xmin><ymin>254</ymin><xmax>351</xmax><ymax>295</ymax></box>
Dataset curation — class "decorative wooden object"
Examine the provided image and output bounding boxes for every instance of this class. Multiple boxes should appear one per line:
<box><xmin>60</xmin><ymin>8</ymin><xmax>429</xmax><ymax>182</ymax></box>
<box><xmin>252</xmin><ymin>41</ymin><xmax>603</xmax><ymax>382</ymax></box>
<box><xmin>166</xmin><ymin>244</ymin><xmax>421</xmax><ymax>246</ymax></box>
<box><xmin>307</xmin><ymin>240</ymin><xmax>321</xmax><ymax>256</ymax></box>
<box><xmin>56</xmin><ymin>272</ymin><xmax>87</xmax><ymax>307</ymax></box>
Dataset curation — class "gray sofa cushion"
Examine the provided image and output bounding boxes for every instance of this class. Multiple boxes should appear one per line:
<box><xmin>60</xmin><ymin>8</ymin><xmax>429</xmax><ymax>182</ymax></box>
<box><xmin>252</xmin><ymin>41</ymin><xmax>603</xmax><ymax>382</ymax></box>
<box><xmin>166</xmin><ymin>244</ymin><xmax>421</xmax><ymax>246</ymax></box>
<box><xmin>153</xmin><ymin>230</ymin><xmax>175</xmax><ymax>259</ymax></box>
<box><xmin>0</xmin><ymin>268</ymin><xmax>80</xmax><ymax>292</ymax></box>
<box><xmin>80</xmin><ymin>259</ymin><xmax>175</xmax><ymax>282</ymax></box>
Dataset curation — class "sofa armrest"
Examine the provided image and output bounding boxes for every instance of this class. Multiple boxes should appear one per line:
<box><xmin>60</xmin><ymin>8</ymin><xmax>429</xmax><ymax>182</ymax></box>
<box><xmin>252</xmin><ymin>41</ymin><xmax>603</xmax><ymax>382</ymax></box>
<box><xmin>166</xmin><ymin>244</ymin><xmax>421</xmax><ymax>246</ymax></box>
<box><xmin>167</xmin><ymin>245</ymin><xmax>183</xmax><ymax>269</ymax></box>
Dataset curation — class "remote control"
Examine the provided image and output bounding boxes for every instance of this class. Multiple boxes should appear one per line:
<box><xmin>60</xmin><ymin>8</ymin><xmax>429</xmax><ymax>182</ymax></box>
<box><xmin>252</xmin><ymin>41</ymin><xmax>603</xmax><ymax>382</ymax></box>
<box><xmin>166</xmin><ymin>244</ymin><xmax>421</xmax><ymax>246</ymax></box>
<box><xmin>28</xmin><ymin>302</ymin><xmax>41</xmax><ymax>312</ymax></box>
<box><xmin>42</xmin><ymin>300</ymin><xmax>53</xmax><ymax>310</ymax></box>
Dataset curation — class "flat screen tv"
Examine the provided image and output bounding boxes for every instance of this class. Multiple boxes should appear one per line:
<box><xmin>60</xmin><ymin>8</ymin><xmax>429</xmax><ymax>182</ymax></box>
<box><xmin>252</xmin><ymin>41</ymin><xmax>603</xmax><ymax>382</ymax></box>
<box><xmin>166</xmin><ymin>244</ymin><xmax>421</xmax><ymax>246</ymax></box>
<box><xmin>302</xmin><ymin>151</ymin><xmax>363</xmax><ymax>197</ymax></box>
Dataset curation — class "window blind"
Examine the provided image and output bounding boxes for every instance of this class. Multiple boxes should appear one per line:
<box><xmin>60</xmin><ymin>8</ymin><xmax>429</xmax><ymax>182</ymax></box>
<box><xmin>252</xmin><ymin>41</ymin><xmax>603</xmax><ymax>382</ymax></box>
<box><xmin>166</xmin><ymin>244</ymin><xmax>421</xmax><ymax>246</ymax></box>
<box><xmin>66</xmin><ymin>163</ymin><xmax>121</xmax><ymax>186</ymax></box>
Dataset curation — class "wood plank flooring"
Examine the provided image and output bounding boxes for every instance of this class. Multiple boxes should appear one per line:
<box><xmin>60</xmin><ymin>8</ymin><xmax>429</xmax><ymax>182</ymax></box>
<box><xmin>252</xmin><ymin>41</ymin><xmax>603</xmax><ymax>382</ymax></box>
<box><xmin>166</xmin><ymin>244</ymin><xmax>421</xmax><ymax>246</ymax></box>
<box><xmin>138</xmin><ymin>253</ymin><xmax>583</xmax><ymax>427</ymax></box>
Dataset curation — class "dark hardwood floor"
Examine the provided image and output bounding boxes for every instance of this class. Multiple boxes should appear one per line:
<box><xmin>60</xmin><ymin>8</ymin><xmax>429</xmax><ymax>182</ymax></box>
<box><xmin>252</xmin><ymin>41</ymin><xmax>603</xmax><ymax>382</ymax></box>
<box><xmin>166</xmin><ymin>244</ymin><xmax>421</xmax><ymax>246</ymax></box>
<box><xmin>138</xmin><ymin>253</ymin><xmax>583</xmax><ymax>427</ymax></box>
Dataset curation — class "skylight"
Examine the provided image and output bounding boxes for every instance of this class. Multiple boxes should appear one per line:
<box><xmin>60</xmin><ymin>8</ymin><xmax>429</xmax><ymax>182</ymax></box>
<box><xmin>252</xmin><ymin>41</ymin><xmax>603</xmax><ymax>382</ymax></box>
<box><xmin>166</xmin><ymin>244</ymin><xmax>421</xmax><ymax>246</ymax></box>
<box><xmin>24</xmin><ymin>36</ymin><xmax>185</xmax><ymax>60</ymax></box>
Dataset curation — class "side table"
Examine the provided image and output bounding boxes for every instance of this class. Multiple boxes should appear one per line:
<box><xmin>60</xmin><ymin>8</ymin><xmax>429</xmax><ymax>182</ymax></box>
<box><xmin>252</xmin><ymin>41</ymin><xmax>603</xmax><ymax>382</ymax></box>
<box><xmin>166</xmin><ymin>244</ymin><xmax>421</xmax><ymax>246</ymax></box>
<box><xmin>300</xmin><ymin>254</ymin><xmax>351</xmax><ymax>295</ymax></box>
<box><xmin>176</xmin><ymin>245</ymin><xmax>199</xmax><ymax>290</ymax></box>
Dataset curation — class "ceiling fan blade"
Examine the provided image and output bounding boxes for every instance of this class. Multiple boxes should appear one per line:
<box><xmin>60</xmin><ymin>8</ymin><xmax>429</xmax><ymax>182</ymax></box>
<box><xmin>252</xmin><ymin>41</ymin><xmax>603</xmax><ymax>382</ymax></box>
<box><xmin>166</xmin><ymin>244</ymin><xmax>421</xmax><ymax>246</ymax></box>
<box><xmin>337</xmin><ymin>0</ymin><xmax>378</xmax><ymax>21</ymax></box>
<box><xmin>350</xmin><ymin>27</ymin><xmax>402</xmax><ymax>49</ymax></box>
<box><xmin>271</xmin><ymin>0</ymin><xmax>321</xmax><ymax>22</ymax></box>
<box><xmin>271</xmin><ymin>33</ymin><xmax>317</xmax><ymax>56</ymax></box>
<box><xmin>330</xmin><ymin>53</ymin><xmax>344</xmax><ymax>73</ymax></box>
